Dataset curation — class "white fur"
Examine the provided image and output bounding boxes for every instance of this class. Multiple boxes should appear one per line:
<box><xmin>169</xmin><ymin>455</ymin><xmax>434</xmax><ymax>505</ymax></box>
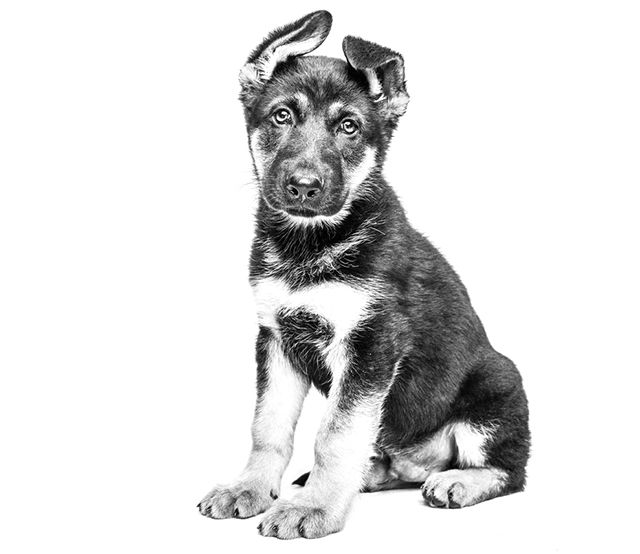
<box><xmin>452</xmin><ymin>421</ymin><xmax>495</xmax><ymax>468</ymax></box>
<box><xmin>261</xmin><ymin>239</ymin><xmax>282</xmax><ymax>267</ymax></box>
<box><xmin>238</xmin><ymin>63</ymin><xmax>261</xmax><ymax>89</ymax></box>
<box><xmin>387</xmin><ymin>421</ymin><xmax>496</xmax><ymax>482</ymax></box>
<box><xmin>244</xmin><ymin>338</ymin><xmax>309</xmax><ymax>482</ymax></box>
<box><xmin>249</xmin><ymin>131</ymin><xmax>266</xmax><ymax>180</ymax></box>
<box><xmin>252</xmin><ymin>339</ymin><xmax>309</xmax><ymax>448</ymax></box>
<box><xmin>386</xmin><ymin>93</ymin><xmax>410</xmax><ymax>116</ymax></box>
<box><xmin>422</xmin><ymin>467</ymin><xmax>508</xmax><ymax>506</ymax></box>
<box><xmin>281</xmin><ymin>203</ymin><xmax>353</xmax><ymax>227</ymax></box>
<box><xmin>388</xmin><ymin>424</ymin><xmax>455</xmax><ymax>482</ymax></box>
<box><xmin>252</xmin><ymin>277</ymin><xmax>374</xmax><ymax>342</ymax></box>
<box><xmin>345</xmin><ymin>146</ymin><xmax>377</xmax><ymax>195</ymax></box>
<box><xmin>363</xmin><ymin>68</ymin><xmax>384</xmax><ymax>99</ymax></box>
<box><xmin>308</xmin><ymin>394</ymin><xmax>384</xmax><ymax>493</ymax></box>
<box><xmin>298</xmin><ymin>348</ymin><xmax>385</xmax><ymax>516</ymax></box>
<box><xmin>258</xmin><ymin>34</ymin><xmax>320</xmax><ymax>82</ymax></box>
<box><xmin>239</xmin><ymin>20</ymin><xmax>326</xmax><ymax>88</ymax></box>
<box><xmin>293</xmin><ymin>92</ymin><xmax>311</xmax><ymax>112</ymax></box>
<box><xmin>360</xmin><ymin>68</ymin><xmax>409</xmax><ymax>116</ymax></box>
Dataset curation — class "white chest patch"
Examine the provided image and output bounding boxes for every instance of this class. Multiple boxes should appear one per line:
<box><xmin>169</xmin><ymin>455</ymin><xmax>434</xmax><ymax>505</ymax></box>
<box><xmin>252</xmin><ymin>277</ymin><xmax>373</xmax><ymax>343</ymax></box>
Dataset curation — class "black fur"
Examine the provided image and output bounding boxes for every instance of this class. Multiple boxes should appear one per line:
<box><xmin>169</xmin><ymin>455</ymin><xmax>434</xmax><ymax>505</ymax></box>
<box><xmin>244</xmin><ymin>11</ymin><xmax>529</xmax><ymax>503</ymax></box>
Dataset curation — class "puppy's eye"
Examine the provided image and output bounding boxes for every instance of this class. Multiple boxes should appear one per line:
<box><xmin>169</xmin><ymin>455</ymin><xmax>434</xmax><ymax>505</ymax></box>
<box><xmin>272</xmin><ymin>108</ymin><xmax>292</xmax><ymax>125</ymax></box>
<box><xmin>339</xmin><ymin>118</ymin><xmax>359</xmax><ymax>135</ymax></box>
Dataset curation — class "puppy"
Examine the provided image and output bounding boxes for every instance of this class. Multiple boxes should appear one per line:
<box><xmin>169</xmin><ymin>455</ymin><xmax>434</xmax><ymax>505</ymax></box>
<box><xmin>198</xmin><ymin>10</ymin><xmax>530</xmax><ymax>539</ymax></box>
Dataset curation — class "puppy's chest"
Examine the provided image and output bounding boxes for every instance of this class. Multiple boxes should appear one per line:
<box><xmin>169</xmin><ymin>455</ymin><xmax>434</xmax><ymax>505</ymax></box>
<box><xmin>252</xmin><ymin>277</ymin><xmax>373</xmax><ymax>349</ymax></box>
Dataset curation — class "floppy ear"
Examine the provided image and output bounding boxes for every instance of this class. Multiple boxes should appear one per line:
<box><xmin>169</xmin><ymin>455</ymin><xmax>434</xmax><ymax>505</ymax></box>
<box><xmin>342</xmin><ymin>36</ymin><xmax>409</xmax><ymax>119</ymax></box>
<box><xmin>239</xmin><ymin>10</ymin><xmax>332</xmax><ymax>101</ymax></box>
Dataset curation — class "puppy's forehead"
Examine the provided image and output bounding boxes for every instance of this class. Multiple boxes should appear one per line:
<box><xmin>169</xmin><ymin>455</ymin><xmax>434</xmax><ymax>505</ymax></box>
<box><xmin>255</xmin><ymin>56</ymin><xmax>371</xmax><ymax>116</ymax></box>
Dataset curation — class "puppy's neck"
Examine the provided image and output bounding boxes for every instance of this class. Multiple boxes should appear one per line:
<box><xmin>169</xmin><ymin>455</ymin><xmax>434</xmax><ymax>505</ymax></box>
<box><xmin>252</xmin><ymin>180</ymin><xmax>394</xmax><ymax>285</ymax></box>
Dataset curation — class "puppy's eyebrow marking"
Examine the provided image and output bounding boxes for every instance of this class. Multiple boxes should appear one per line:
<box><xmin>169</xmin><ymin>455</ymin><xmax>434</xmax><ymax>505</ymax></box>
<box><xmin>265</xmin><ymin>93</ymin><xmax>311</xmax><ymax>117</ymax></box>
<box><xmin>328</xmin><ymin>101</ymin><xmax>363</xmax><ymax>121</ymax></box>
<box><xmin>328</xmin><ymin>101</ymin><xmax>345</xmax><ymax>115</ymax></box>
<box><xmin>293</xmin><ymin>92</ymin><xmax>311</xmax><ymax>113</ymax></box>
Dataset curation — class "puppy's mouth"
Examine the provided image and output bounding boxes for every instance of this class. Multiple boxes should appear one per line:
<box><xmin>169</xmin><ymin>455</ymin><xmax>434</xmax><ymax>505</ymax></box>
<box><xmin>282</xmin><ymin>205</ymin><xmax>320</xmax><ymax>217</ymax></box>
<box><xmin>277</xmin><ymin>195</ymin><xmax>350</xmax><ymax>219</ymax></box>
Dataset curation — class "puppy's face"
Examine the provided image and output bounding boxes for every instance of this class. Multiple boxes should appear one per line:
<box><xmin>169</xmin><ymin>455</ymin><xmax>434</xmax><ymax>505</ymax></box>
<box><xmin>239</xmin><ymin>11</ymin><xmax>409</xmax><ymax>221</ymax></box>
<box><xmin>246</xmin><ymin>58</ymin><xmax>381</xmax><ymax>219</ymax></box>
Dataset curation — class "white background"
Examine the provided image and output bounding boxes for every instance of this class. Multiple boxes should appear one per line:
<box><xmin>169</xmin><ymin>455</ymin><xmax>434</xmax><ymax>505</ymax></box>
<box><xmin>1</xmin><ymin>1</ymin><xmax>638</xmax><ymax>552</ymax></box>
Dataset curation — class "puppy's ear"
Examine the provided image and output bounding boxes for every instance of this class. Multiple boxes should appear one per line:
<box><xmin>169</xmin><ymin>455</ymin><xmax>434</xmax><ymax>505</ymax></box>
<box><xmin>342</xmin><ymin>36</ymin><xmax>409</xmax><ymax>119</ymax></box>
<box><xmin>239</xmin><ymin>11</ymin><xmax>332</xmax><ymax>104</ymax></box>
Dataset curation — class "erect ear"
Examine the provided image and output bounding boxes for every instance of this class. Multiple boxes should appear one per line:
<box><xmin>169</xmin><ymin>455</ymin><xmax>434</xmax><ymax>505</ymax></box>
<box><xmin>342</xmin><ymin>36</ymin><xmax>409</xmax><ymax>119</ymax></box>
<box><xmin>239</xmin><ymin>10</ymin><xmax>332</xmax><ymax>103</ymax></box>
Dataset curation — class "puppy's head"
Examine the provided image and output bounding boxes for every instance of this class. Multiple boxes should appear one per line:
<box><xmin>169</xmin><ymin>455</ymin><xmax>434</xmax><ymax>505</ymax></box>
<box><xmin>239</xmin><ymin>11</ymin><xmax>409</xmax><ymax>222</ymax></box>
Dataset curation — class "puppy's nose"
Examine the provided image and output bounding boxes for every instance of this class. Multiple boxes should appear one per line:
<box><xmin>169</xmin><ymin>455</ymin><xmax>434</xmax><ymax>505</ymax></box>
<box><xmin>285</xmin><ymin>175</ymin><xmax>323</xmax><ymax>201</ymax></box>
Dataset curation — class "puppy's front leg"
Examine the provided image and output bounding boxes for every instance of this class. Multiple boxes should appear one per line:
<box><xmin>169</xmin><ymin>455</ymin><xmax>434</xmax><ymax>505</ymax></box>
<box><xmin>259</xmin><ymin>355</ymin><xmax>387</xmax><ymax>539</ymax></box>
<box><xmin>199</xmin><ymin>329</ymin><xmax>309</xmax><ymax>519</ymax></box>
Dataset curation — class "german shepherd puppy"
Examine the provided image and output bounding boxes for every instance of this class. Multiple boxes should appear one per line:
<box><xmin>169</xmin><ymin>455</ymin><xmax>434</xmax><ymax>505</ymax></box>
<box><xmin>198</xmin><ymin>10</ymin><xmax>530</xmax><ymax>539</ymax></box>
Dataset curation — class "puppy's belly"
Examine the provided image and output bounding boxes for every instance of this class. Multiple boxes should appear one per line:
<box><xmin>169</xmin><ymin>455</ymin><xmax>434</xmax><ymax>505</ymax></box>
<box><xmin>378</xmin><ymin>425</ymin><xmax>456</xmax><ymax>483</ymax></box>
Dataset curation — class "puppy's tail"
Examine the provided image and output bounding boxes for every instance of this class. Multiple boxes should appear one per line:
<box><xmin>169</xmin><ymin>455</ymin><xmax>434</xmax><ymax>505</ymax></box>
<box><xmin>291</xmin><ymin>471</ymin><xmax>310</xmax><ymax>487</ymax></box>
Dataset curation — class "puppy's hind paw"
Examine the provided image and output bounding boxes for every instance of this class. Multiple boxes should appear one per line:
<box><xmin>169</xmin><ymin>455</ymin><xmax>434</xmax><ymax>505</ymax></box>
<box><xmin>421</xmin><ymin>468</ymin><xmax>507</xmax><ymax>509</ymax></box>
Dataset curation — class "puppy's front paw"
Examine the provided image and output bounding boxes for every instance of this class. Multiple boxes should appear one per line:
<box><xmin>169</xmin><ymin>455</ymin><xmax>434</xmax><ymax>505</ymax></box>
<box><xmin>258</xmin><ymin>499</ymin><xmax>344</xmax><ymax>539</ymax></box>
<box><xmin>198</xmin><ymin>480</ymin><xmax>278</xmax><ymax>519</ymax></box>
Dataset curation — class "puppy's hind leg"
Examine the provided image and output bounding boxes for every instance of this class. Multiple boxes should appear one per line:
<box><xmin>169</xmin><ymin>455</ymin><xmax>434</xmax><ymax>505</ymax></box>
<box><xmin>422</xmin><ymin>354</ymin><xmax>530</xmax><ymax>508</ymax></box>
<box><xmin>421</xmin><ymin>421</ymin><xmax>513</xmax><ymax>508</ymax></box>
